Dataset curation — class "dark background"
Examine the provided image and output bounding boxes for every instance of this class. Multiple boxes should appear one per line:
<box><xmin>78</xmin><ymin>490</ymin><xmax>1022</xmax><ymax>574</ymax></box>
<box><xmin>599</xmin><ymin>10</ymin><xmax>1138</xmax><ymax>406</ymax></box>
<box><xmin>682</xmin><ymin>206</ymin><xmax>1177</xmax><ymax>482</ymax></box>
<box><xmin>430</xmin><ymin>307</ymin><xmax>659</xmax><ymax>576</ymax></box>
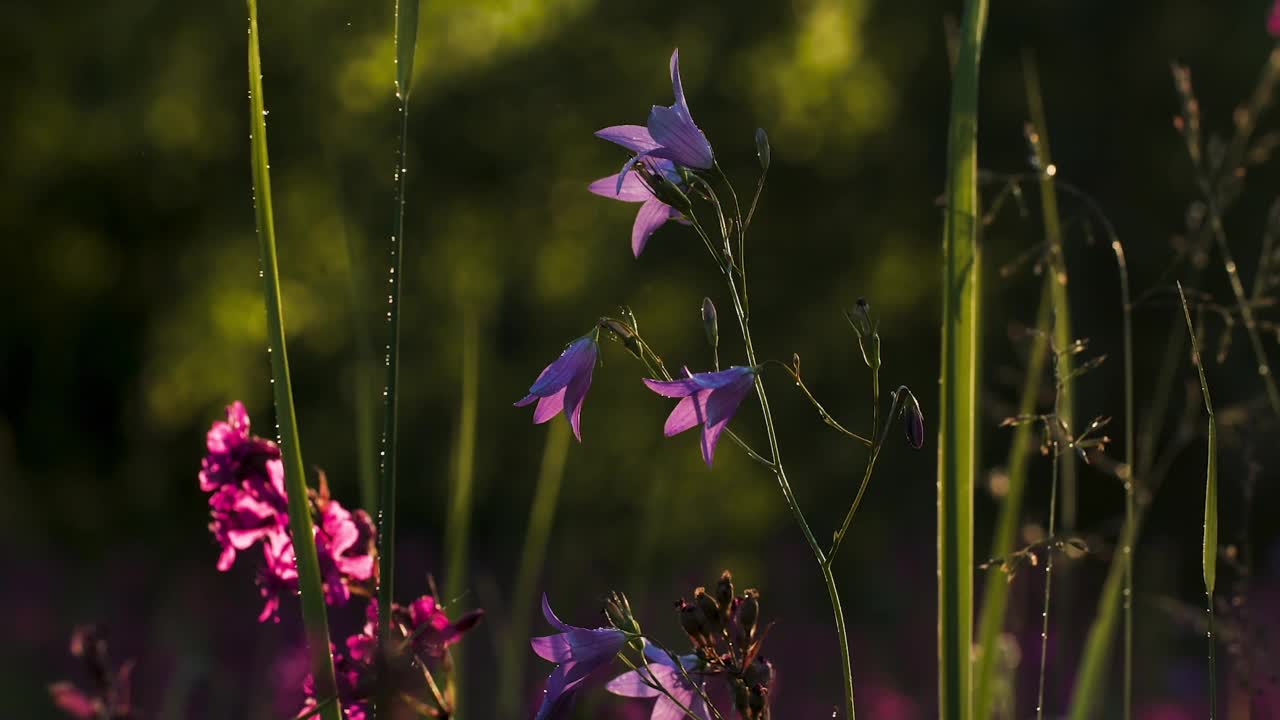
<box><xmin>3</xmin><ymin>0</ymin><xmax>1280</xmax><ymax>717</ymax></box>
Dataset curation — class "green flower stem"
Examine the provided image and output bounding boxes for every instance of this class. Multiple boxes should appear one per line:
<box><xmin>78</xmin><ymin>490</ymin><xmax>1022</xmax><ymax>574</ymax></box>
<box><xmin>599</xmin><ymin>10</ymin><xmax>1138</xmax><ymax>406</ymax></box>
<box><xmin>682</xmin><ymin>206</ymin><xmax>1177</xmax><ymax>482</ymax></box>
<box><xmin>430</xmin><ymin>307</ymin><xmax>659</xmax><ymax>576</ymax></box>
<box><xmin>245</xmin><ymin>3</ymin><xmax>341</xmax><ymax>718</ymax></box>
<box><xmin>939</xmin><ymin>1</ymin><xmax>989</xmax><ymax>718</ymax></box>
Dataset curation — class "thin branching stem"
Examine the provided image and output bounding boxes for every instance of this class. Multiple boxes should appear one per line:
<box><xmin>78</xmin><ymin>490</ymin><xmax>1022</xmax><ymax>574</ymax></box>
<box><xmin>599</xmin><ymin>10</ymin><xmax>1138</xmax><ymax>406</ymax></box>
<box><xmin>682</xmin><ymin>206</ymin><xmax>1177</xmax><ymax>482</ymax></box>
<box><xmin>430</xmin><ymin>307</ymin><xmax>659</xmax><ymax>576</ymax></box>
<box><xmin>829</xmin><ymin>387</ymin><xmax>910</xmax><ymax>560</ymax></box>
<box><xmin>762</xmin><ymin>361</ymin><xmax>871</xmax><ymax>445</ymax></box>
<box><xmin>1036</xmin><ymin>338</ymin><xmax>1064</xmax><ymax>720</ymax></box>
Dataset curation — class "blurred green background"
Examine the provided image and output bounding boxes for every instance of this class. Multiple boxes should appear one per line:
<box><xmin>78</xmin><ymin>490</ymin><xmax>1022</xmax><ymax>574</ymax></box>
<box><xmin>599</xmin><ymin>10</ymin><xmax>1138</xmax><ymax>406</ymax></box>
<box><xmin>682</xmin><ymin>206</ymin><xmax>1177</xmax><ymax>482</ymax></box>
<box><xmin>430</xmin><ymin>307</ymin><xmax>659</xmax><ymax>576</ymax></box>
<box><xmin>4</xmin><ymin>0</ymin><xmax>1280</xmax><ymax>717</ymax></box>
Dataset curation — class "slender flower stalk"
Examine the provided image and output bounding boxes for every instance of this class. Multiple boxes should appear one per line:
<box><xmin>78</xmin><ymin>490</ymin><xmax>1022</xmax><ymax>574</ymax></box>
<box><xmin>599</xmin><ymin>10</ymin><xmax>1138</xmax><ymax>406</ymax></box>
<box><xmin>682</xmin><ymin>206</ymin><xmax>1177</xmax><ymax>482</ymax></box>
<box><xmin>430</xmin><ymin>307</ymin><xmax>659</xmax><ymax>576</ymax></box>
<box><xmin>245</xmin><ymin>2</ymin><xmax>340</xmax><ymax>717</ymax></box>
<box><xmin>1035</xmin><ymin>334</ymin><xmax>1066</xmax><ymax>720</ymax></box>
<box><xmin>939</xmin><ymin>2</ymin><xmax>989</xmax><ymax>718</ymax></box>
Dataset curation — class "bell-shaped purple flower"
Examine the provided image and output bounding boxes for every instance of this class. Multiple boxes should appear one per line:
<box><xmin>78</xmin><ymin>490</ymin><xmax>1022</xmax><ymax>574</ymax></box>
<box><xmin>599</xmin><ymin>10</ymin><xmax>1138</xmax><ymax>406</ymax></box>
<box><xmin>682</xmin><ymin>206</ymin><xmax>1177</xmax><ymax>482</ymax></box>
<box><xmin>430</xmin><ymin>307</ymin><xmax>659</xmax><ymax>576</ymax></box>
<box><xmin>588</xmin><ymin>157</ymin><xmax>686</xmax><ymax>257</ymax></box>
<box><xmin>643</xmin><ymin>366</ymin><xmax>757</xmax><ymax>466</ymax></box>
<box><xmin>597</xmin><ymin>50</ymin><xmax>714</xmax><ymax>173</ymax></box>
<box><xmin>530</xmin><ymin>594</ymin><xmax>629</xmax><ymax>720</ymax></box>
<box><xmin>606</xmin><ymin>644</ymin><xmax>709</xmax><ymax>720</ymax></box>
<box><xmin>647</xmin><ymin>49</ymin><xmax>714</xmax><ymax>170</ymax></box>
<box><xmin>515</xmin><ymin>336</ymin><xmax>599</xmax><ymax>441</ymax></box>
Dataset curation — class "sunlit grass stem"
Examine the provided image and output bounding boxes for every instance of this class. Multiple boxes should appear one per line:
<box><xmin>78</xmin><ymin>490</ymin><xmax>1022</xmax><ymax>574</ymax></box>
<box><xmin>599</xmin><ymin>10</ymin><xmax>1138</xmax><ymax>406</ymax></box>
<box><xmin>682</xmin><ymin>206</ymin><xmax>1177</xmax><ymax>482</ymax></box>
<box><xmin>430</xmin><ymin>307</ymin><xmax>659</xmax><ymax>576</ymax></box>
<box><xmin>1022</xmin><ymin>52</ymin><xmax>1078</xmax><ymax>533</ymax></box>
<box><xmin>1178</xmin><ymin>283</ymin><xmax>1218</xmax><ymax>720</ymax></box>
<box><xmin>973</xmin><ymin>277</ymin><xmax>1052</xmax><ymax>720</ymax></box>
<box><xmin>939</xmin><ymin>1</ymin><xmax>989</xmax><ymax>717</ymax></box>
<box><xmin>245</xmin><ymin>3</ymin><xmax>341</xmax><ymax>718</ymax></box>
<box><xmin>1035</xmin><ymin>335</ymin><xmax>1064</xmax><ymax>720</ymax></box>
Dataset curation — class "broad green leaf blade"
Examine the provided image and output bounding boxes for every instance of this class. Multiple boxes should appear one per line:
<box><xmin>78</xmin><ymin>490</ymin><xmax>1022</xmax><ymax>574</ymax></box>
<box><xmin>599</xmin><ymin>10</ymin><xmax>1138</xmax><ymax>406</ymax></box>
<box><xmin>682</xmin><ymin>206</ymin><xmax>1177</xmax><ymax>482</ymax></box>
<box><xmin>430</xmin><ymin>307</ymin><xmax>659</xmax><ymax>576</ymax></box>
<box><xmin>246</xmin><ymin>3</ymin><xmax>341</xmax><ymax>719</ymax></box>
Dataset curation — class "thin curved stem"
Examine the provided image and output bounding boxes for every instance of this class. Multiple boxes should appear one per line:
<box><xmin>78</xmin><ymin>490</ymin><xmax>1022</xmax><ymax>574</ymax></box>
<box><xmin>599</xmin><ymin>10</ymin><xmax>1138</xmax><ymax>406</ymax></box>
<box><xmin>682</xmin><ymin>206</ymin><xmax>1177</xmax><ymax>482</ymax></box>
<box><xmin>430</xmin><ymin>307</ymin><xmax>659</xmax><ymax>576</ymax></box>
<box><xmin>829</xmin><ymin>387</ymin><xmax>909</xmax><ymax>560</ymax></box>
<box><xmin>762</xmin><ymin>361</ymin><xmax>872</xmax><ymax>445</ymax></box>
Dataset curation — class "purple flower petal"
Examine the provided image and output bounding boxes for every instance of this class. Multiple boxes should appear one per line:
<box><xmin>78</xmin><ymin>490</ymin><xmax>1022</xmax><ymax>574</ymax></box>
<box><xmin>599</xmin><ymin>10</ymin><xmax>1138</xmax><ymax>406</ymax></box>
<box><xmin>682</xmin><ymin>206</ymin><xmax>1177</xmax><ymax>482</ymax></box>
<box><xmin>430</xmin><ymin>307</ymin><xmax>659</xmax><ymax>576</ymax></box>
<box><xmin>669</xmin><ymin>49</ymin><xmax>692</xmax><ymax>123</ymax></box>
<box><xmin>631</xmin><ymin>197</ymin><xmax>674</xmax><ymax>257</ymax></box>
<box><xmin>562</xmin><ymin>358</ymin><xmax>595</xmax><ymax>441</ymax></box>
<box><xmin>662</xmin><ymin>394</ymin><xmax>706</xmax><ymax>437</ymax></box>
<box><xmin>589</xmin><ymin>172</ymin><xmax>651</xmax><ymax>203</ymax></box>
<box><xmin>643</xmin><ymin>375</ymin><xmax>702</xmax><ymax>399</ymax></box>
<box><xmin>647</xmin><ymin>105</ymin><xmax>713</xmax><ymax>170</ymax></box>
<box><xmin>531</xmin><ymin>389</ymin><xmax>567</xmax><ymax>425</ymax></box>
<box><xmin>595</xmin><ymin>124</ymin><xmax>661</xmax><ymax>153</ymax></box>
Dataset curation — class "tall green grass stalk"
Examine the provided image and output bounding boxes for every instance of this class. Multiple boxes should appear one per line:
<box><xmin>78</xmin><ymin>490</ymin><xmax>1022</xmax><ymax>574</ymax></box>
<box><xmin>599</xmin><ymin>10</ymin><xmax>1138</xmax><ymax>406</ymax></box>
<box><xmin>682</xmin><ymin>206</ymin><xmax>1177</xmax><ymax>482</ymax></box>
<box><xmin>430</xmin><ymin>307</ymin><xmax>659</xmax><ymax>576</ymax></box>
<box><xmin>1178</xmin><ymin>283</ymin><xmax>1218</xmax><ymax>720</ymax></box>
<box><xmin>973</xmin><ymin>279</ymin><xmax>1052</xmax><ymax>720</ymax></box>
<box><xmin>444</xmin><ymin>309</ymin><xmax>480</xmax><ymax>708</ymax></box>
<box><xmin>376</xmin><ymin>1</ymin><xmax>424</xmax><ymax>715</ymax></box>
<box><xmin>496</xmin><ymin>420</ymin><xmax>572</xmax><ymax>717</ymax></box>
<box><xmin>939</xmin><ymin>1</ymin><xmax>988</xmax><ymax>717</ymax></box>
<box><xmin>1022</xmin><ymin>53</ymin><xmax>1077</xmax><ymax>532</ymax></box>
<box><xmin>245</xmin><ymin>3</ymin><xmax>341</xmax><ymax>718</ymax></box>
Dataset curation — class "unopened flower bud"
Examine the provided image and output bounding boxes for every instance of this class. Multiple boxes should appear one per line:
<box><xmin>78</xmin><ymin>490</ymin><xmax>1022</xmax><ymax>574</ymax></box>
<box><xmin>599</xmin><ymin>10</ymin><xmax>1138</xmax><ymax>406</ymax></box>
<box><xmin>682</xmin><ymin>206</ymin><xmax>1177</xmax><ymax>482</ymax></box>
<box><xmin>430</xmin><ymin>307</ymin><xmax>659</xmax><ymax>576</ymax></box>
<box><xmin>604</xmin><ymin>591</ymin><xmax>641</xmax><ymax>635</ymax></box>
<box><xmin>755</xmin><ymin>128</ymin><xmax>771</xmax><ymax>171</ymax></box>
<box><xmin>599</xmin><ymin>317</ymin><xmax>643</xmax><ymax>361</ymax></box>
<box><xmin>678</xmin><ymin>599</ymin><xmax>714</xmax><ymax>648</ymax></box>
<box><xmin>845</xmin><ymin>298</ymin><xmax>880</xmax><ymax>370</ymax></box>
<box><xmin>901</xmin><ymin>388</ymin><xmax>925</xmax><ymax>450</ymax></box>
<box><xmin>694</xmin><ymin>587</ymin><xmax>722</xmax><ymax>634</ymax></box>
<box><xmin>736</xmin><ymin>589</ymin><xmax>760</xmax><ymax>642</ymax></box>
<box><xmin>715</xmin><ymin>570</ymin><xmax>734</xmax><ymax>614</ymax></box>
<box><xmin>637</xmin><ymin>161</ymin><xmax>693</xmax><ymax>215</ymax></box>
<box><xmin>702</xmin><ymin>298</ymin><xmax>719</xmax><ymax>350</ymax></box>
<box><xmin>743</xmin><ymin>656</ymin><xmax>773</xmax><ymax>689</ymax></box>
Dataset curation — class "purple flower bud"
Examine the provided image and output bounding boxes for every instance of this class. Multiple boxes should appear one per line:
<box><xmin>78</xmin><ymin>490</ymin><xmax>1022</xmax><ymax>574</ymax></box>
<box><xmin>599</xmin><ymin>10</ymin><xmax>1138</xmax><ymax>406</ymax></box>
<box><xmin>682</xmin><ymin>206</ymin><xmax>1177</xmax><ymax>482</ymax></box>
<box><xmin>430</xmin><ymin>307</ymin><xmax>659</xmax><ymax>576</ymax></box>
<box><xmin>901</xmin><ymin>388</ymin><xmax>925</xmax><ymax>450</ymax></box>
<box><xmin>701</xmin><ymin>297</ymin><xmax>718</xmax><ymax>350</ymax></box>
<box><xmin>755</xmin><ymin>127</ymin><xmax>771</xmax><ymax>171</ymax></box>
<box><xmin>736</xmin><ymin>589</ymin><xmax>760</xmax><ymax>642</ymax></box>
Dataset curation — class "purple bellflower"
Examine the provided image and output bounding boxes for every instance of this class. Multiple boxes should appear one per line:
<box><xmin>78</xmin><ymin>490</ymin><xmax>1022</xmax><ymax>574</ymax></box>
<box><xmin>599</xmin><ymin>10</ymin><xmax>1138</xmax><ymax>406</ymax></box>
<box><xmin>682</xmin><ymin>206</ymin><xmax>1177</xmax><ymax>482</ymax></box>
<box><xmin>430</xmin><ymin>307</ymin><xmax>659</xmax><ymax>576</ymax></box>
<box><xmin>643</xmin><ymin>366</ymin><xmax>757</xmax><ymax>466</ymax></box>
<box><xmin>592</xmin><ymin>49</ymin><xmax>712</xmax><ymax>256</ymax></box>
<box><xmin>531</xmin><ymin>594</ymin><xmax>629</xmax><ymax>720</ymax></box>
<box><xmin>588</xmin><ymin>157</ymin><xmax>687</xmax><ymax>257</ymax></box>
<box><xmin>606</xmin><ymin>645</ymin><xmax>709</xmax><ymax>720</ymax></box>
<box><xmin>597</xmin><ymin>49</ymin><xmax>714</xmax><ymax>174</ymax></box>
<box><xmin>515</xmin><ymin>335</ymin><xmax>599</xmax><ymax>441</ymax></box>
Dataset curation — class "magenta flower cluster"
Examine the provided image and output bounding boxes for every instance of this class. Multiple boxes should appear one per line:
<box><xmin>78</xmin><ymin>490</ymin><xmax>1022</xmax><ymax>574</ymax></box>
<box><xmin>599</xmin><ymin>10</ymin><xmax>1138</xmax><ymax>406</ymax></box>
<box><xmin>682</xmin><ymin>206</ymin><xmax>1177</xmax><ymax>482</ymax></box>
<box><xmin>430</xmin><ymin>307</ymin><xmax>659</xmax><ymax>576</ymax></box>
<box><xmin>299</xmin><ymin>599</ymin><xmax>484</xmax><ymax>720</ymax></box>
<box><xmin>196</xmin><ymin>402</ymin><xmax>484</xmax><ymax>718</ymax></box>
<box><xmin>199</xmin><ymin>401</ymin><xmax>376</xmax><ymax>621</ymax></box>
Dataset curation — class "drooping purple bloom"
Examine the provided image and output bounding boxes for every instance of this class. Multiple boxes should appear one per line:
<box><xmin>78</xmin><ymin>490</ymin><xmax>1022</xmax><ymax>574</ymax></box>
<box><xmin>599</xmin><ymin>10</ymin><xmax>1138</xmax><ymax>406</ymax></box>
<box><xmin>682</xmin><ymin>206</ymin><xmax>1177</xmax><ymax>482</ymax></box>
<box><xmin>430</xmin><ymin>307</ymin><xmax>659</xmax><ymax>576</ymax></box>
<box><xmin>643</xmin><ymin>366</ymin><xmax>757</xmax><ymax>466</ymax></box>
<box><xmin>531</xmin><ymin>594</ymin><xmax>629</xmax><ymax>720</ymax></box>
<box><xmin>606</xmin><ymin>645</ymin><xmax>709</xmax><ymax>720</ymax></box>
<box><xmin>588</xmin><ymin>157</ymin><xmax>686</xmax><ymax>257</ymax></box>
<box><xmin>515</xmin><ymin>336</ymin><xmax>599</xmax><ymax>441</ymax></box>
<box><xmin>900</xmin><ymin>388</ymin><xmax>925</xmax><ymax>450</ymax></box>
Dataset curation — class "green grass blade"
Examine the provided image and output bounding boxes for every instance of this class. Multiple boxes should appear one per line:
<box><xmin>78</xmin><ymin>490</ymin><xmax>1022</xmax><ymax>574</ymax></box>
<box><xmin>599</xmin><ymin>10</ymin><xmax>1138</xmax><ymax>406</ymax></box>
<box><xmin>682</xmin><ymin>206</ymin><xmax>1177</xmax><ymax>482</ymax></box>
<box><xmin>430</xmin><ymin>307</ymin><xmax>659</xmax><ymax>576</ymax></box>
<box><xmin>1066</xmin><ymin>514</ymin><xmax>1141</xmax><ymax>720</ymax></box>
<box><xmin>973</xmin><ymin>277</ymin><xmax>1052</xmax><ymax>720</ymax></box>
<box><xmin>1022</xmin><ymin>53</ymin><xmax>1078</xmax><ymax>532</ymax></box>
<box><xmin>444</xmin><ymin>309</ymin><xmax>480</xmax><ymax>709</ymax></box>
<box><xmin>496</xmin><ymin>420</ymin><xmax>572</xmax><ymax>717</ymax></box>
<box><xmin>939</xmin><ymin>1</ymin><xmax>988</xmax><ymax>718</ymax></box>
<box><xmin>376</xmin><ymin>2</ymin><xmax>424</xmax><ymax>712</ymax></box>
<box><xmin>1178</xmin><ymin>282</ymin><xmax>1218</xmax><ymax>718</ymax></box>
<box><xmin>245</xmin><ymin>3</ymin><xmax>341</xmax><ymax>719</ymax></box>
<box><xmin>395</xmin><ymin>0</ymin><xmax>422</xmax><ymax>102</ymax></box>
